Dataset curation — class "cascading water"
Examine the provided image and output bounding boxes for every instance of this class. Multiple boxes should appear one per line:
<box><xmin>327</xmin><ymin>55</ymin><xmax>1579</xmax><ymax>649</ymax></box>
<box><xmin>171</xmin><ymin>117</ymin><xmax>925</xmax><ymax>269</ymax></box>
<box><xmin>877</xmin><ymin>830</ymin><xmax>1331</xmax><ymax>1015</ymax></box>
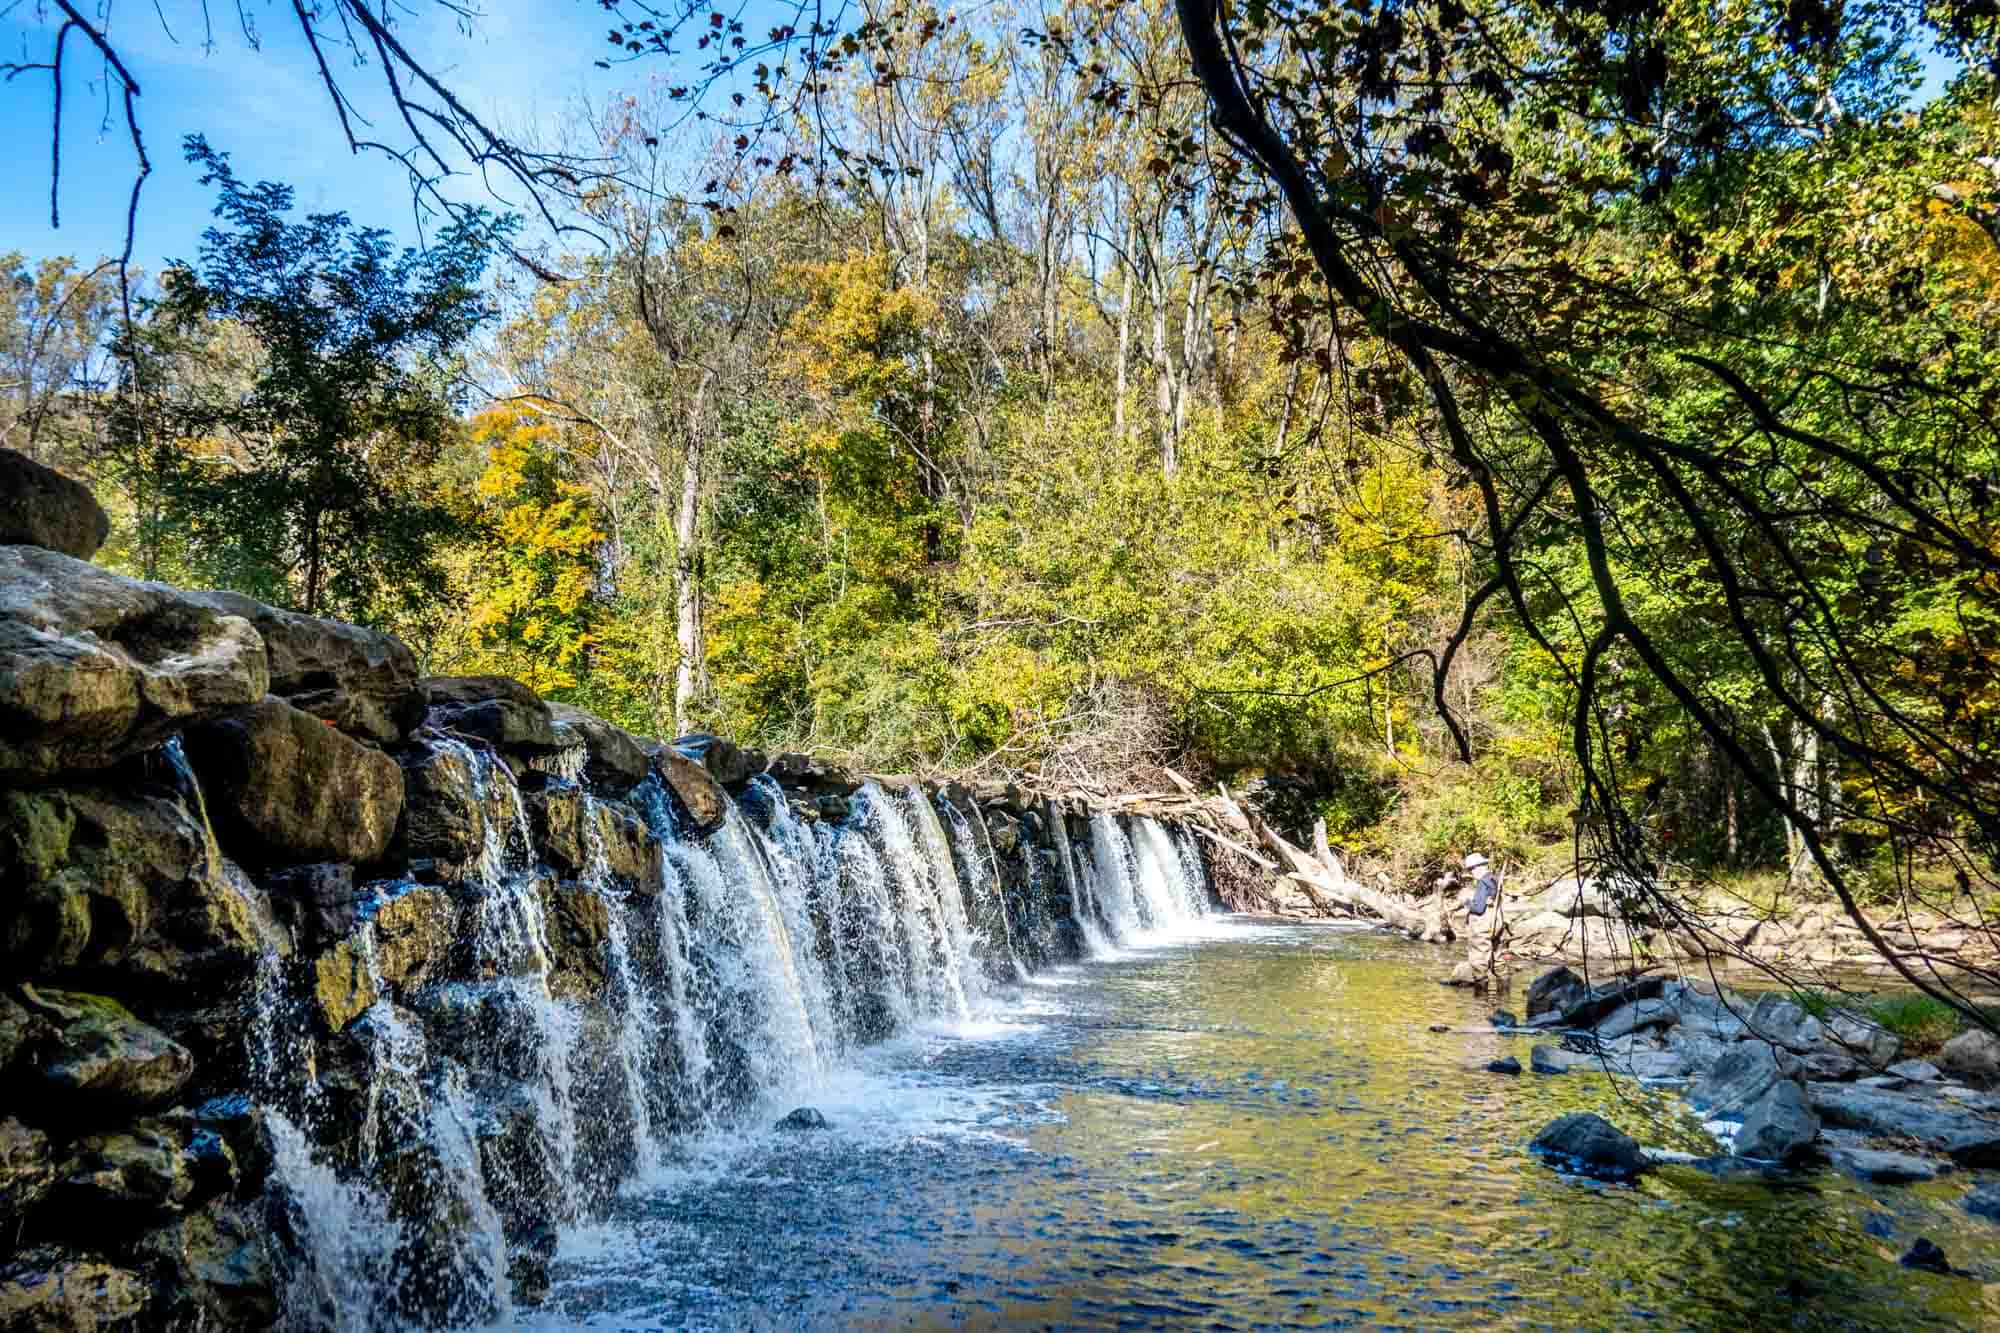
<box><xmin>196</xmin><ymin>711</ymin><xmax>1210</xmax><ymax>1329</ymax></box>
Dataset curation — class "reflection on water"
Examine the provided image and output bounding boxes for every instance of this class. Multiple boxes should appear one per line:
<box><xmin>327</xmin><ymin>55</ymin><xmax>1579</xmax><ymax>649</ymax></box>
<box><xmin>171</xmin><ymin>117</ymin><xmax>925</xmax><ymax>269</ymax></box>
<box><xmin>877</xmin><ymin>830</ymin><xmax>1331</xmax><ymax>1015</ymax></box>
<box><xmin>527</xmin><ymin>920</ymin><xmax>2000</xmax><ymax>1330</ymax></box>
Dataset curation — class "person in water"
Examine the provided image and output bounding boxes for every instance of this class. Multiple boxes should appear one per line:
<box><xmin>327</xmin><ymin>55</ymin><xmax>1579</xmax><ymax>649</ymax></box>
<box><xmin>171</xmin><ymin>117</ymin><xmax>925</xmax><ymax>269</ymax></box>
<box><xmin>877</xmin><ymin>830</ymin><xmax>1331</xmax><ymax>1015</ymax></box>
<box><xmin>1461</xmin><ymin>851</ymin><xmax>1503</xmax><ymax>983</ymax></box>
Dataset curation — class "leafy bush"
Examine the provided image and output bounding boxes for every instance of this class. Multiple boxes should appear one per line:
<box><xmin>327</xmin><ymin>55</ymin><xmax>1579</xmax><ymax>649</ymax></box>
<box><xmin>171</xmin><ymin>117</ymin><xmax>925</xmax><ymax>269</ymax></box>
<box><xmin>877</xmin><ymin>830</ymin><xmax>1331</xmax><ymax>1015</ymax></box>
<box><xmin>1867</xmin><ymin>994</ymin><xmax>1960</xmax><ymax>1054</ymax></box>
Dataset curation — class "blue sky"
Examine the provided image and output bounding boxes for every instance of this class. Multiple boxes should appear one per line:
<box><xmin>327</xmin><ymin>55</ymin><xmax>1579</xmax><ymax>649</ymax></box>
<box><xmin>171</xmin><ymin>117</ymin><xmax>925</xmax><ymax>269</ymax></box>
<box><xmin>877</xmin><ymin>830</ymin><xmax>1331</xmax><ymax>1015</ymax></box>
<box><xmin>0</xmin><ymin>1</ymin><xmax>649</xmax><ymax>271</ymax></box>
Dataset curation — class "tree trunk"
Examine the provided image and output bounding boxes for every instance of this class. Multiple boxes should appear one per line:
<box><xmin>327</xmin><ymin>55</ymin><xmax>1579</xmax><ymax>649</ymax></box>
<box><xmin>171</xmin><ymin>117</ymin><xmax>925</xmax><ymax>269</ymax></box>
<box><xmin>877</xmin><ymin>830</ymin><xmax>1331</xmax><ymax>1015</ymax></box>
<box><xmin>673</xmin><ymin>377</ymin><xmax>711</xmax><ymax>735</ymax></box>
<box><xmin>1114</xmin><ymin>231</ymin><xmax>1134</xmax><ymax>445</ymax></box>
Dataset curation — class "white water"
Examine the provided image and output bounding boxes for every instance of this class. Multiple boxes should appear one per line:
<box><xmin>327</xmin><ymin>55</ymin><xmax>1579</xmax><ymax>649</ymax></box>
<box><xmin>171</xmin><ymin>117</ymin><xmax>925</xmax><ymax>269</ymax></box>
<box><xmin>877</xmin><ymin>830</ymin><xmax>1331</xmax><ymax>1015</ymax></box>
<box><xmin>223</xmin><ymin>731</ymin><xmax>1210</xmax><ymax>1329</ymax></box>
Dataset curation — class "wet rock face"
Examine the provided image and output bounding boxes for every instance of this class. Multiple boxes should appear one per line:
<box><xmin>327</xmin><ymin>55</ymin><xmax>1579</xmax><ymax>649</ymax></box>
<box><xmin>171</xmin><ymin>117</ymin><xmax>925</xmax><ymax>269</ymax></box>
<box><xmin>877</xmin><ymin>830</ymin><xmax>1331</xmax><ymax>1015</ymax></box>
<box><xmin>421</xmin><ymin>676</ymin><xmax>559</xmax><ymax>755</ymax></box>
<box><xmin>184</xmin><ymin>590</ymin><xmax>422</xmax><ymax>744</ymax></box>
<box><xmin>672</xmin><ymin>733</ymin><xmax>764</xmax><ymax>788</ymax></box>
<box><xmin>0</xmin><ymin>451</ymin><xmax>111</xmax><ymax>558</ymax></box>
<box><xmin>396</xmin><ymin>741</ymin><xmax>489</xmax><ymax>867</ymax></box>
<box><xmin>182</xmin><ymin>697</ymin><xmax>404</xmax><ymax>867</ymax></box>
<box><xmin>0</xmin><ymin>1246</ymin><xmax>149</xmax><ymax>1329</ymax></box>
<box><xmin>0</xmin><ymin>1119</ymin><xmax>54</xmax><ymax>1220</ymax></box>
<box><xmin>655</xmin><ymin>751</ymin><xmax>726</xmax><ymax>831</ymax></box>
<box><xmin>0</xmin><ymin>547</ymin><xmax>270</xmax><ymax>780</ymax></box>
<box><xmin>24</xmin><ymin>991</ymin><xmax>194</xmax><ymax>1115</ymax></box>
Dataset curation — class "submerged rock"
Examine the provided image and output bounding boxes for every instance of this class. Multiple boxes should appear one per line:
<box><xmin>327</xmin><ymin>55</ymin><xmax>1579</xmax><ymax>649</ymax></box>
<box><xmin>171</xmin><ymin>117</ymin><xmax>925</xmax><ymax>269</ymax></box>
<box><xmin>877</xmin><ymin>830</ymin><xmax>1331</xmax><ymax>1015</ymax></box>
<box><xmin>776</xmin><ymin>1107</ymin><xmax>831</xmax><ymax>1132</ymax></box>
<box><xmin>0</xmin><ymin>546</ymin><xmax>269</xmax><ymax>779</ymax></box>
<box><xmin>1900</xmin><ymin>1238</ymin><xmax>1954</xmax><ymax>1275</ymax></box>
<box><xmin>0</xmin><ymin>450</ymin><xmax>110</xmax><ymax>558</ymax></box>
<box><xmin>1529</xmin><ymin>1112</ymin><xmax>1648</xmax><ymax>1180</ymax></box>
<box><xmin>1964</xmin><ymin>1184</ymin><xmax>2000</xmax><ymax>1220</ymax></box>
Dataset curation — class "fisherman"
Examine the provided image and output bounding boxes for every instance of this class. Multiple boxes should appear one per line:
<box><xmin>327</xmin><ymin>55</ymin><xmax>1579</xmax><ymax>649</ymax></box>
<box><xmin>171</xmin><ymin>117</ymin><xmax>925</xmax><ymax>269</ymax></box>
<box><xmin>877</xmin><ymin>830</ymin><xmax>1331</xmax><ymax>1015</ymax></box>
<box><xmin>1461</xmin><ymin>851</ymin><xmax>1503</xmax><ymax>984</ymax></box>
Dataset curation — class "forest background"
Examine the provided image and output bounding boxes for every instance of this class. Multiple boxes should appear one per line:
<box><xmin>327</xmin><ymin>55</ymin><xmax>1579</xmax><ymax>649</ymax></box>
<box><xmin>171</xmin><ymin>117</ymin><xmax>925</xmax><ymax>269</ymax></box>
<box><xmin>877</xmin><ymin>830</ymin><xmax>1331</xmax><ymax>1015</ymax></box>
<box><xmin>3</xmin><ymin>0</ymin><xmax>1996</xmax><ymax>903</ymax></box>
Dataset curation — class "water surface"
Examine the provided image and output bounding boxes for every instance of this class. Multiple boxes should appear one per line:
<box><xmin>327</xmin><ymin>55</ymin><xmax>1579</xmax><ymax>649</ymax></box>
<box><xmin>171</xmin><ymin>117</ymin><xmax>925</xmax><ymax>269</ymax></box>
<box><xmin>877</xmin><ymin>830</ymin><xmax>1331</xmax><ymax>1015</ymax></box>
<box><xmin>529</xmin><ymin>919</ymin><xmax>2000</xmax><ymax>1330</ymax></box>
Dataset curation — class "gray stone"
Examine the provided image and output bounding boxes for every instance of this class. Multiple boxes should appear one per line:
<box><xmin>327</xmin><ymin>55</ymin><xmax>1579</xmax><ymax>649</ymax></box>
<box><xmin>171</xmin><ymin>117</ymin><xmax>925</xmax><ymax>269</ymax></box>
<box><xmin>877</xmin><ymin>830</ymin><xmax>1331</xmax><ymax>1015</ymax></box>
<box><xmin>548</xmin><ymin>703</ymin><xmax>651</xmax><ymax>790</ymax></box>
<box><xmin>673</xmin><ymin>733</ymin><xmax>764</xmax><ymax>786</ymax></box>
<box><xmin>1832</xmin><ymin>1136</ymin><xmax>1936</xmax><ymax>1176</ymax></box>
<box><xmin>0</xmin><ymin>546</ymin><xmax>268</xmax><ymax>779</ymax></box>
<box><xmin>0</xmin><ymin>451</ymin><xmax>110</xmax><ymax>557</ymax></box>
<box><xmin>1807</xmin><ymin>1082</ymin><xmax>2000</xmax><ymax>1165</ymax></box>
<box><xmin>183</xmin><ymin>589</ymin><xmax>421</xmax><ymax>743</ymax></box>
<box><xmin>181</xmin><ymin>696</ymin><xmax>405</xmax><ymax>866</ymax></box>
<box><xmin>1889</xmin><ymin>1059</ymin><xmax>1942</xmax><ymax>1083</ymax></box>
<box><xmin>1486</xmin><ymin>1056</ymin><xmax>1523</xmax><ymax>1075</ymax></box>
<box><xmin>1827</xmin><ymin>1009</ymin><xmax>1901</xmax><ymax>1066</ymax></box>
<box><xmin>1744</xmin><ymin>992</ymin><xmax>1825</xmax><ymax>1053</ymax></box>
<box><xmin>1797</xmin><ymin>1049</ymin><xmax>1862</xmax><ymax>1082</ymax></box>
<box><xmin>1736</xmin><ymin>1079</ymin><xmax>1819</xmax><ymax>1163</ymax></box>
<box><xmin>421</xmin><ymin>675</ymin><xmax>558</xmax><ymax>754</ymax></box>
<box><xmin>1628</xmin><ymin>1050</ymin><xmax>1696</xmax><ymax>1081</ymax></box>
<box><xmin>1964</xmin><ymin>1184</ymin><xmax>2000</xmax><ymax>1220</ymax></box>
<box><xmin>1529</xmin><ymin>1112</ymin><xmax>1648</xmax><ymax>1180</ymax></box>
<box><xmin>1940</xmin><ymin>1029</ymin><xmax>2000</xmax><ymax>1082</ymax></box>
<box><xmin>1531</xmin><ymin>1044</ymin><xmax>1594</xmax><ymax>1074</ymax></box>
<box><xmin>1596</xmin><ymin>997</ymin><xmax>1678</xmax><ymax>1042</ymax></box>
<box><xmin>1690</xmin><ymin>1041</ymin><xmax>1797</xmax><ymax>1117</ymax></box>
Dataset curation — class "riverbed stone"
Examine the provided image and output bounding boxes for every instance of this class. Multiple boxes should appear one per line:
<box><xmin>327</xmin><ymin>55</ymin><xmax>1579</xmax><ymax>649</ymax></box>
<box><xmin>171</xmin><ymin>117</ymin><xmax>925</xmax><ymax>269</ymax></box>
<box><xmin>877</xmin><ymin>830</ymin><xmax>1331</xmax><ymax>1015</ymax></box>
<box><xmin>1901</xmin><ymin>1238</ymin><xmax>1953</xmax><ymax>1274</ymax></box>
<box><xmin>1487</xmin><ymin>1056</ymin><xmax>1523</xmax><ymax>1075</ymax></box>
<box><xmin>1827</xmin><ymin>1010</ymin><xmax>1901</xmax><ymax>1067</ymax></box>
<box><xmin>1596</xmin><ymin>997</ymin><xmax>1677</xmax><ymax>1042</ymax></box>
<box><xmin>0</xmin><ymin>450</ymin><xmax>110</xmax><ymax>557</ymax></box>
<box><xmin>1964</xmin><ymin>1183</ymin><xmax>2000</xmax><ymax>1219</ymax></box>
<box><xmin>548</xmin><ymin>704</ymin><xmax>651</xmax><ymax>791</ymax></box>
<box><xmin>1807</xmin><ymin>1082</ymin><xmax>2000</xmax><ymax>1164</ymax></box>
<box><xmin>28</xmin><ymin>990</ymin><xmax>194</xmax><ymax>1113</ymax></box>
<box><xmin>1744</xmin><ymin>993</ymin><xmax>1824</xmax><ymax>1053</ymax></box>
<box><xmin>776</xmin><ymin>1106</ymin><xmax>830</xmax><ymax>1131</ymax></box>
<box><xmin>1939</xmin><ymin>1029</ymin><xmax>2000</xmax><ymax>1082</ymax></box>
<box><xmin>0</xmin><ymin>546</ymin><xmax>269</xmax><ymax>779</ymax></box>
<box><xmin>182</xmin><ymin>589</ymin><xmax>421</xmax><ymax>743</ymax></box>
<box><xmin>1736</xmin><ymin>1079</ymin><xmax>1819</xmax><ymax>1163</ymax></box>
<box><xmin>1889</xmin><ymin>1059</ymin><xmax>1942</xmax><ymax>1083</ymax></box>
<box><xmin>1525</xmin><ymin>966</ymin><xmax>1586</xmax><ymax>1020</ymax></box>
<box><xmin>1689</xmin><ymin>1041</ymin><xmax>1797</xmax><ymax>1117</ymax></box>
<box><xmin>421</xmin><ymin>675</ymin><xmax>559</xmax><ymax>754</ymax></box>
<box><xmin>1529</xmin><ymin>1112</ymin><xmax>1648</xmax><ymax>1180</ymax></box>
<box><xmin>182</xmin><ymin>696</ymin><xmax>404</xmax><ymax>866</ymax></box>
<box><xmin>1827</xmin><ymin>1147</ymin><xmax>1949</xmax><ymax>1184</ymax></box>
<box><xmin>0</xmin><ymin>1247</ymin><xmax>148</xmax><ymax>1330</ymax></box>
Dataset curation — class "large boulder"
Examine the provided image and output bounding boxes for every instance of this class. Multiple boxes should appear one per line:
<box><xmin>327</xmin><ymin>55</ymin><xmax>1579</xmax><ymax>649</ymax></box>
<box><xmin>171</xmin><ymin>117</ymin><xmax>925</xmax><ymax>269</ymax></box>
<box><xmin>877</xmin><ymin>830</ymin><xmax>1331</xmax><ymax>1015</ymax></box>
<box><xmin>130</xmin><ymin>1198</ymin><xmax>280</xmax><ymax>1328</ymax></box>
<box><xmin>0</xmin><ymin>1247</ymin><xmax>148</xmax><ymax>1330</ymax></box>
<box><xmin>395</xmin><ymin>741</ymin><xmax>490</xmax><ymax>867</ymax></box>
<box><xmin>420</xmin><ymin>676</ymin><xmax>558</xmax><ymax>754</ymax></box>
<box><xmin>182</xmin><ymin>590</ymin><xmax>421</xmax><ymax>743</ymax></box>
<box><xmin>1689</xmin><ymin>1041</ymin><xmax>1798</xmax><ymax>1117</ymax></box>
<box><xmin>547</xmin><ymin>704</ymin><xmax>650</xmax><ymax>791</ymax></box>
<box><xmin>49</xmin><ymin>1117</ymin><xmax>229</xmax><ymax>1219</ymax></box>
<box><xmin>0</xmin><ymin>546</ymin><xmax>269</xmax><ymax>779</ymax></box>
<box><xmin>0</xmin><ymin>784</ymin><xmax>268</xmax><ymax>985</ymax></box>
<box><xmin>655</xmin><ymin>750</ymin><xmax>727</xmax><ymax>831</ymax></box>
<box><xmin>0</xmin><ymin>450</ymin><xmax>110</xmax><ymax>558</ymax></box>
<box><xmin>1529</xmin><ymin>1112</ymin><xmax>1649</xmax><ymax>1180</ymax></box>
<box><xmin>1826</xmin><ymin>1009</ymin><xmax>1901</xmax><ymax>1067</ymax></box>
<box><xmin>526</xmin><ymin>787</ymin><xmax>661</xmax><ymax>894</ymax></box>
<box><xmin>1743</xmin><ymin>993</ymin><xmax>1825</xmax><ymax>1054</ymax></box>
<box><xmin>1940</xmin><ymin>1028</ymin><xmax>2000</xmax><ymax>1083</ymax></box>
<box><xmin>1735</xmin><ymin>1079</ymin><xmax>1819</xmax><ymax>1162</ymax></box>
<box><xmin>311</xmin><ymin>884</ymin><xmax>462</xmax><ymax>1031</ymax></box>
<box><xmin>181</xmin><ymin>696</ymin><xmax>404</xmax><ymax>866</ymax></box>
<box><xmin>25</xmin><ymin>990</ymin><xmax>193</xmax><ymax>1113</ymax></box>
<box><xmin>1807</xmin><ymin>1082</ymin><xmax>2000</xmax><ymax>1164</ymax></box>
<box><xmin>1596</xmin><ymin>997</ymin><xmax>1678</xmax><ymax>1042</ymax></box>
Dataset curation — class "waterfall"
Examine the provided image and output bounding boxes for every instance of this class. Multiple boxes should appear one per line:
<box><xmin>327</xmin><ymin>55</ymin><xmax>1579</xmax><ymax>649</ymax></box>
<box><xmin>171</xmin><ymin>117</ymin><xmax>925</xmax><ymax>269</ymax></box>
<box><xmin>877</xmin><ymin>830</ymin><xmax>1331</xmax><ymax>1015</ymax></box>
<box><xmin>197</xmin><ymin>712</ymin><xmax>1212</xmax><ymax>1329</ymax></box>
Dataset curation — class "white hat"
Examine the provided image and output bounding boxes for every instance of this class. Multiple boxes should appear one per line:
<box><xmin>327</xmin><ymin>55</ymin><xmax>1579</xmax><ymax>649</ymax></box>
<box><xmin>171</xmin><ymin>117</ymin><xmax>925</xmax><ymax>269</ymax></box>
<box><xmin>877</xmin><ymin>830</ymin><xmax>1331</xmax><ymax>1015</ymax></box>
<box><xmin>1463</xmin><ymin>852</ymin><xmax>1489</xmax><ymax>870</ymax></box>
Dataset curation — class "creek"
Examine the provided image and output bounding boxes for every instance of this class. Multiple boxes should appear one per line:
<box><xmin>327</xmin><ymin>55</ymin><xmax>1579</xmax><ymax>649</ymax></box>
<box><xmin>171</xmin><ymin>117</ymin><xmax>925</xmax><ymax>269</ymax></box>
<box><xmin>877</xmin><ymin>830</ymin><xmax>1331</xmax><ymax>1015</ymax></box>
<box><xmin>523</xmin><ymin>923</ymin><xmax>1998</xmax><ymax>1330</ymax></box>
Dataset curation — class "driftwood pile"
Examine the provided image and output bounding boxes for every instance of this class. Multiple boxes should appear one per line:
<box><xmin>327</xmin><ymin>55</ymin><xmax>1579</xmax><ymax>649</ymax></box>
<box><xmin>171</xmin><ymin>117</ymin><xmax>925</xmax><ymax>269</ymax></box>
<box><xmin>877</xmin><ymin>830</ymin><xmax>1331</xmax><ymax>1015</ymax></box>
<box><xmin>1059</xmin><ymin>769</ymin><xmax>1451</xmax><ymax>943</ymax></box>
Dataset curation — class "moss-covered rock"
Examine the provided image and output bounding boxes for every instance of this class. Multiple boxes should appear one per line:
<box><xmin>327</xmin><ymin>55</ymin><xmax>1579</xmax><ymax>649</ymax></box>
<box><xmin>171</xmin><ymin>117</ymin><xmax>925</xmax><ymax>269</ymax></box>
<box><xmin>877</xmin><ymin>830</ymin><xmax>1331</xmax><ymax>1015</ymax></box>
<box><xmin>26</xmin><ymin>990</ymin><xmax>194</xmax><ymax>1113</ymax></box>
<box><xmin>0</xmin><ymin>1247</ymin><xmax>147</xmax><ymax>1331</ymax></box>
<box><xmin>0</xmin><ymin>1118</ymin><xmax>54</xmax><ymax>1220</ymax></box>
